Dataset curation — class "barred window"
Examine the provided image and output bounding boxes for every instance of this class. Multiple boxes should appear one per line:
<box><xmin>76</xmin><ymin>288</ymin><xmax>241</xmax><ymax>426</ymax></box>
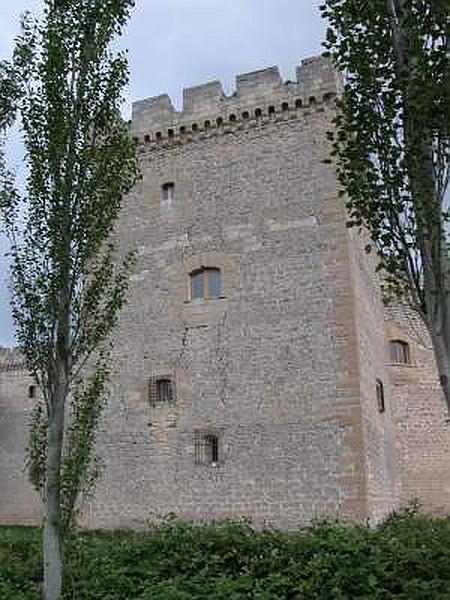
<box><xmin>149</xmin><ymin>376</ymin><xmax>175</xmax><ymax>405</ymax></box>
<box><xmin>390</xmin><ymin>340</ymin><xmax>410</xmax><ymax>364</ymax></box>
<box><xmin>194</xmin><ymin>432</ymin><xmax>219</xmax><ymax>465</ymax></box>
<box><xmin>376</xmin><ymin>379</ymin><xmax>385</xmax><ymax>413</ymax></box>
<box><xmin>190</xmin><ymin>267</ymin><xmax>221</xmax><ymax>300</ymax></box>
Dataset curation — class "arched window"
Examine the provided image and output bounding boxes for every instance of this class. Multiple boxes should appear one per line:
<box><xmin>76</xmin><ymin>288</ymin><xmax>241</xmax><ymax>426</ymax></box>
<box><xmin>390</xmin><ymin>340</ymin><xmax>410</xmax><ymax>364</ymax></box>
<box><xmin>376</xmin><ymin>379</ymin><xmax>385</xmax><ymax>413</ymax></box>
<box><xmin>190</xmin><ymin>267</ymin><xmax>221</xmax><ymax>300</ymax></box>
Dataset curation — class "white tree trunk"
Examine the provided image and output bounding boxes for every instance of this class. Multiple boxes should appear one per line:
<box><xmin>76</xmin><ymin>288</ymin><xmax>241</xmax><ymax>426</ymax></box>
<box><xmin>43</xmin><ymin>379</ymin><xmax>66</xmax><ymax>600</ymax></box>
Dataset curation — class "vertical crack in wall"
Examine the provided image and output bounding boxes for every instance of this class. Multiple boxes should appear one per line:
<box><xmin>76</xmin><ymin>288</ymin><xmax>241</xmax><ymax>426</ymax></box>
<box><xmin>215</xmin><ymin>310</ymin><xmax>229</xmax><ymax>407</ymax></box>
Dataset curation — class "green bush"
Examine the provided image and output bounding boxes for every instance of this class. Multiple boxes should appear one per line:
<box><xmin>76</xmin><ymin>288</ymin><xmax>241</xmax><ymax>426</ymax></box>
<box><xmin>1</xmin><ymin>510</ymin><xmax>450</xmax><ymax>599</ymax></box>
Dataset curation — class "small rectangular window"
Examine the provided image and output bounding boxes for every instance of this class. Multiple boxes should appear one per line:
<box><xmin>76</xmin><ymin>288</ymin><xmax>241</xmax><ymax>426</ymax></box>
<box><xmin>390</xmin><ymin>340</ymin><xmax>410</xmax><ymax>364</ymax></box>
<box><xmin>28</xmin><ymin>385</ymin><xmax>36</xmax><ymax>399</ymax></box>
<box><xmin>162</xmin><ymin>182</ymin><xmax>174</xmax><ymax>202</ymax></box>
<box><xmin>194</xmin><ymin>432</ymin><xmax>219</xmax><ymax>465</ymax></box>
<box><xmin>189</xmin><ymin>267</ymin><xmax>221</xmax><ymax>300</ymax></box>
<box><xmin>149</xmin><ymin>376</ymin><xmax>175</xmax><ymax>405</ymax></box>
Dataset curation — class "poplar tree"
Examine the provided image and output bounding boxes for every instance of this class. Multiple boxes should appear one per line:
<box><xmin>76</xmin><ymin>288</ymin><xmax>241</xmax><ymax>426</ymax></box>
<box><xmin>321</xmin><ymin>0</ymin><xmax>449</xmax><ymax>410</ymax></box>
<box><xmin>0</xmin><ymin>2</ymin><xmax>138</xmax><ymax>599</ymax></box>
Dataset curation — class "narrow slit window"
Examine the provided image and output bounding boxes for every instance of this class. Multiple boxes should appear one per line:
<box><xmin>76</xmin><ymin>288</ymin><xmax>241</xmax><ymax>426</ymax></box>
<box><xmin>376</xmin><ymin>379</ymin><xmax>385</xmax><ymax>413</ymax></box>
<box><xmin>162</xmin><ymin>182</ymin><xmax>174</xmax><ymax>202</ymax></box>
<box><xmin>390</xmin><ymin>340</ymin><xmax>410</xmax><ymax>364</ymax></box>
<box><xmin>28</xmin><ymin>385</ymin><xmax>36</xmax><ymax>399</ymax></box>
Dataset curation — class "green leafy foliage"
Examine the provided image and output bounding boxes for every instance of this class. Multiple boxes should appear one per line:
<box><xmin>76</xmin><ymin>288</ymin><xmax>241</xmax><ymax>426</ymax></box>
<box><xmin>1</xmin><ymin>511</ymin><xmax>450</xmax><ymax>599</ymax></box>
<box><xmin>320</xmin><ymin>0</ymin><xmax>450</xmax><ymax>408</ymax></box>
<box><xmin>0</xmin><ymin>2</ymin><xmax>138</xmax><ymax>596</ymax></box>
<box><xmin>0</xmin><ymin>0</ymin><xmax>139</xmax><ymax>528</ymax></box>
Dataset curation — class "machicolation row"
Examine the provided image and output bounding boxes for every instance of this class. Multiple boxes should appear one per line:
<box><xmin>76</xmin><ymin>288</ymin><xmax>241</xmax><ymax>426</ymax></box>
<box><xmin>131</xmin><ymin>56</ymin><xmax>341</xmax><ymax>148</ymax></box>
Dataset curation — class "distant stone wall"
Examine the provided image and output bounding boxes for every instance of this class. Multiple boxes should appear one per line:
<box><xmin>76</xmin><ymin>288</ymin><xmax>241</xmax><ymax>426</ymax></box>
<box><xmin>385</xmin><ymin>305</ymin><xmax>450</xmax><ymax>514</ymax></box>
<box><xmin>0</xmin><ymin>349</ymin><xmax>42</xmax><ymax>525</ymax></box>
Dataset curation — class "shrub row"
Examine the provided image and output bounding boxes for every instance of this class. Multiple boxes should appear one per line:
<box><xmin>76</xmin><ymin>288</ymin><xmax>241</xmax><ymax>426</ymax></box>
<box><xmin>1</xmin><ymin>509</ymin><xmax>450</xmax><ymax>599</ymax></box>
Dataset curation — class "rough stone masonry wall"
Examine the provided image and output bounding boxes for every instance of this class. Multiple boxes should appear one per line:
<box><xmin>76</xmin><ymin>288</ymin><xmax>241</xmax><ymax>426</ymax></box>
<box><xmin>347</xmin><ymin>231</ymin><xmax>399</xmax><ymax>522</ymax></box>
<box><xmin>83</xmin><ymin>57</ymin><xmax>371</xmax><ymax>530</ymax></box>
<box><xmin>385</xmin><ymin>305</ymin><xmax>450</xmax><ymax>514</ymax></box>
<box><xmin>0</xmin><ymin>349</ymin><xmax>42</xmax><ymax>525</ymax></box>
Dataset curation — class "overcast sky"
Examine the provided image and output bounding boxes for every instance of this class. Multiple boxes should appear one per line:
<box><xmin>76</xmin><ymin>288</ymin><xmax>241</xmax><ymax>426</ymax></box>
<box><xmin>0</xmin><ymin>0</ymin><xmax>325</xmax><ymax>346</ymax></box>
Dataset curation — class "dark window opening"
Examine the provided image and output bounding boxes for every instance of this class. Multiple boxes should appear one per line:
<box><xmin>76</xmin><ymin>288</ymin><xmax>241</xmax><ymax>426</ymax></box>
<box><xmin>255</xmin><ymin>108</ymin><xmax>262</xmax><ymax>118</ymax></box>
<box><xmin>268</xmin><ymin>105</ymin><xmax>275</xmax><ymax>115</ymax></box>
<box><xmin>149</xmin><ymin>377</ymin><xmax>175</xmax><ymax>405</ymax></box>
<box><xmin>192</xmin><ymin>123</ymin><xmax>198</xmax><ymax>132</ymax></box>
<box><xmin>144</xmin><ymin>134</ymin><xmax>151</xmax><ymax>143</ymax></box>
<box><xmin>376</xmin><ymin>379</ymin><xmax>385</xmax><ymax>413</ymax></box>
<box><xmin>308</xmin><ymin>96</ymin><xmax>316</xmax><ymax>105</ymax></box>
<box><xmin>390</xmin><ymin>340</ymin><xmax>410</xmax><ymax>364</ymax></box>
<box><xmin>242</xmin><ymin>111</ymin><xmax>250</xmax><ymax>120</ymax></box>
<box><xmin>162</xmin><ymin>182</ymin><xmax>174</xmax><ymax>202</ymax></box>
<box><xmin>295</xmin><ymin>98</ymin><xmax>302</xmax><ymax>108</ymax></box>
<box><xmin>195</xmin><ymin>432</ymin><xmax>219</xmax><ymax>465</ymax></box>
<box><xmin>167</xmin><ymin>128</ymin><xmax>174</xmax><ymax>138</ymax></box>
<box><xmin>155</xmin><ymin>131</ymin><xmax>162</xmax><ymax>141</ymax></box>
<box><xmin>229</xmin><ymin>114</ymin><xmax>237</xmax><ymax>122</ymax></box>
<box><xmin>179</xmin><ymin>125</ymin><xmax>186</xmax><ymax>134</ymax></box>
<box><xmin>204</xmin><ymin>120</ymin><xmax>211</xmax><ymax>129</ymax></box>
<box><xmin>216</xmin><ymin>117</ymin><xmax>223</xmax><ymax>127</ymax></box>
<box><xmin>282</xmin><ymin>102</ymin><xmax>289</xmax><ymax>112</ymax></box>
<box><xmin>28</xmin><ymin>385</ymin><xmax>36</xmax><ymax>399</ymax></box>
<box><xmin>190</xmin><ymin>267</ymin><xmax>221</xmax><ymax>300</ymax></box>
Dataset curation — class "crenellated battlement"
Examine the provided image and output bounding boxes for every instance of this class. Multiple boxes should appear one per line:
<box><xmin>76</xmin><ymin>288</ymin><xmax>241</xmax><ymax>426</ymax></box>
<box><xmin>131</xmin><ymin>56</ymin><xmax>341</xmax><ymax>148</ymax></box>
<box><xmin>0</xmin><ymin>346</ymin><xmax>26</xmax><ymax>372</ymax></box>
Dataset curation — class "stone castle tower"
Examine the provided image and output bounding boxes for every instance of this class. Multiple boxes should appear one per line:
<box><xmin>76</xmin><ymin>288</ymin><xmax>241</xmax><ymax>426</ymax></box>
<box><xmin>1</xmin><ymin>56</ymin><xmax>449</xmax><ymax>530</ymax></box>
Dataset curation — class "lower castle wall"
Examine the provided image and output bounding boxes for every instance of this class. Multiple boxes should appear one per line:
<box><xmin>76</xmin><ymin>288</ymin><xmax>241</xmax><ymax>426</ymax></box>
<box><xmin>385</xmin><ymin>305</ymin><xmax>450</xmax><ymax>514</ymax></box>
<box><xmin>0</xmin><ymin>365</ymin><xmax>42</xmax><ymax>525</ymax></box>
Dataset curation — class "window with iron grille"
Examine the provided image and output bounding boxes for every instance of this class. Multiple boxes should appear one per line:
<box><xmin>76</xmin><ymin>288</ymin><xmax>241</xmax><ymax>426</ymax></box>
<box><xmin>376</xmin><ymin>379</ymin><xmax>385</xmax><ymax>413</ymax></box>
<box><xmin>390</xmin><ymin>340</ymin><xmax>410</xmax><ymax>364</ymax></box>
<box><xmin>194</xmin><ymin>432</ymin><xmax>219</xmax><ymax>465</ymax></box>
<box><xmin>148</xmin><ymin>376</ymin><xmax>175</xmax><ymax>405</ymax></box>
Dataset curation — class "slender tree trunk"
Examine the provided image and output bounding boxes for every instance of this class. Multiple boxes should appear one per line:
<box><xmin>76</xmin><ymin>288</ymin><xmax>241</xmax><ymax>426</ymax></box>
<box><xmin>44</xmin><ymin>273</ymin><xmax>71</xmax><ymax>598</ymax></box>
<box><xmin>429</xmin><ymin>324</ymin><xmax>450</xmax><ymax>415</ymax></box>
<box><xmin>43</xmin><ymin>378</ymin><xmax>66</xmax><ymax>600</ymax></box>
<box><xmin>426</xmin><ymin>251</ymin><xmax>450</xmax><ymax>415</ymax></box>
